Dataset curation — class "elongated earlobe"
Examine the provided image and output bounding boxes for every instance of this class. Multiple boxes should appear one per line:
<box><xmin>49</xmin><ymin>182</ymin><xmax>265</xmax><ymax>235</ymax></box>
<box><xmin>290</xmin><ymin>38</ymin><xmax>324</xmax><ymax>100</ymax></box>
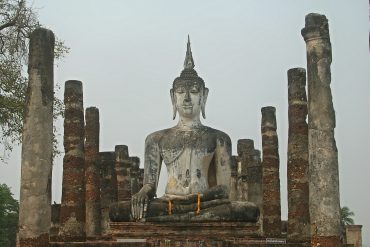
<box><xmin>201</xmin><ymin>88</ymin><xmax>209</xmax><ymax>119</ymax></box>
<box><xmin>170</xmin><ymin>89</ymin><xmax>177</xmax><ymax>120</ymax></box>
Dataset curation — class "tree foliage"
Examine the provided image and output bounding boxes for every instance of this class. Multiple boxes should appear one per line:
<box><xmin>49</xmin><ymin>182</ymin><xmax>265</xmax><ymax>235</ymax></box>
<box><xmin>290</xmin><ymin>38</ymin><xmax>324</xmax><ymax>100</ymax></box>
<box><xmin>340</xmin><ymin>206</ymin><xmax>355</xmax><ymax>225</ymax></box>
<box><xmin>0</xmin><ymin>183</ymin><xmax>18</xmax><ymax>247</ymax></box>
<box><xmin>0</xmin><ymin>0</ymin><xmax>68</xmax><ymax>161</ymax></box>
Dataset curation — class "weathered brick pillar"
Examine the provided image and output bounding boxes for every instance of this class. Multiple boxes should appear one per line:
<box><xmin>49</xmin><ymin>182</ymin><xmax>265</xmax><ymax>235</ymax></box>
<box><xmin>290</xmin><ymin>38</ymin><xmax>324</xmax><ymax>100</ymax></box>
<box><xmin>287</xmin><ymin>68</ymin><xmax>310</xmax><ymax>242</ymax></box>
<box><xmin>59</xmin><ymin>80</ymin><xmax>85</xmax><ymax>241</ymax></box>
<box><xmin>18</xmin><ymin>28</ymin><xmax>54</xmax><ymax>247</ymax></box>
<box><xmin>229</xmin><ymin>155</ymin><xmax>239</xmax><ymax>201</ymax></box>
<box><xmin>139</xmin><ymin>169</ymin><xmax>144</xmax><ymax>190</ymax></box>
<box><xmin>261</xmin><ymin>106</ymin><xmax>281</xmax><ymax>237</ymax></box>
<box><xmin>301</xmin><ymin>13</ymin><xmax>341</xmax><ymax>247</ymax></box>
<box><xmin>115</xmin><ymin>145</ymin><xmax>131</xmax><ymax>201</ymax></box>
<box><xmin>85</xmin><ymin>107</ymin><xmax>101</xmax><ymax>238</ymax></box>
<box><xmin>249</xmin><ymin>148</ymin><xmax>263</xmax><ymax>214</ymax></box>
<box><xmin>237</xmin><ymin>139</ymin><xmax>253</xmax><ymax>201</ymax></box>
<box><xmin>130</xmin><ymin>157</ymin><xmax>141</xmax><ymax>195</ymax></box>
<box><xmin>253</xmin><ymin>149</ymin><xmax>263</xmax><ymax>234</ymax></box>
<box><xmin>50</xmin><ymin>204</ymin><xmax>61</xmax><ymax>240</ymax></box>
<box><xmin>99</xmin><ymin>152</ymin><xmax>117</xmax><ymax>236</ymax></box>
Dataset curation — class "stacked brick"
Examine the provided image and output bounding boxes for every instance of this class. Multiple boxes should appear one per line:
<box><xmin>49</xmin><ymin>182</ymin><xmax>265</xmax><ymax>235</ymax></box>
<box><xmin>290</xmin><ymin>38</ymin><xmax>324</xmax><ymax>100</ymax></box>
<box><xmin>250</xmin><ymin>149</ymin><xmax>262</xmax><ymax>210</ymax></box>
<box><xmin>99</xmin><ymin>152</ymin><xmax>117</xmax><ymax>236</ymax></box>
<box><xmin>236</xmin><ymin>139</ymin><xmax>252</xmax><ymax>201</ymax></box>
<box><xmin>84</xmin><ymin>107</ymin><xmax>101</xmax><ymax>238</ymax></box>
<box><xmin>129</xmin><ymin>157</ymin><xmax>141</xmax><ymax>195</ymax></box>
<box><xmin>50</xmin><ymin>204</ymin><xmax>61</xmax><ymax>238</ymax></box>
<box><xmin>115</xmin><ymin>145</ymin><xmax>132</xmax><ymax>201</ymax></box>
<box><xmin>59</xmin><ymin>80</ymin><xmax>86</xmax><ymax>241</ymax></box>
<box><xmin>261</xmin><ymin>106</ymin><xmax>281</xmax><ymax>237</ymax></box>
<box><xmin>287</xmin><ymin>68</ymin><xmax>310</xmax><ymax>242</ymax></box>
<box><xmin>229</xmin><ymin>155</ymin><xmax>239</xmax><ymax>201</ymax></box>
<box><xmin>139</xmin><ymin>169</ymin><xmax>144</xmax><ymax>190</ymax></box>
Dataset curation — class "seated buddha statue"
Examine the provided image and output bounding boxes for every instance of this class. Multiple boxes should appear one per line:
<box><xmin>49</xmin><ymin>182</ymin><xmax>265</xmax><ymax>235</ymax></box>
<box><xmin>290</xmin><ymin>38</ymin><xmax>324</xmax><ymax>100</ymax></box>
<box><xmin>110</xmin><ymin>37</ymin><xmax>259</xmax><ymax>222</ymax></box>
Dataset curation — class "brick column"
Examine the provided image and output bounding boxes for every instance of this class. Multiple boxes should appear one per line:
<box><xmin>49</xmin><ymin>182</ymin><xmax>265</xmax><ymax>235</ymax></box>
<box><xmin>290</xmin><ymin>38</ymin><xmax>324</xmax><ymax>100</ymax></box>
<box><xmin>139</xmin><ymin>169</ymin><xmax>144</xmax><ymax>190</ymax></box>
<box><xmin>287</xmin><ymin>68</ymin><xmax>310</xmax><ymax>242</ymax></box>
<box><xmin>253</xmin><ymin>149</ymin><xmax>263</xmax><ymax>234</ymax></box>
<box><xmin>261</xmin><ymin>106</ymin><xmax>281</xmax><ymax>237</ymax></box>
<box><xmin>229</xmin><ymin>155</ymin><xmax>239</xmax><ymax>201</ymax></box>
<box><xmin>237</xmin><ymin>139</ymin><xmax>254</xmax><ymax>201</ymax></box>
<box><xmin>85</xmin><ymin>107</ymin><xmax>101</xmax><ymax>238</ymax></box>
<box><xmin>301</xmin><ymin>13</ymin><xmax>341</xmax><ymax>247</ymax></box>
<box><xmin>130</xmin><ymin>157</ymin><xmax>141</xmax><ymax>196</ymax></box>
<box><xmin>249</xmin><ymin>148</ymin><xmax>263</xmax><ymax>214</ymax></box>
<box><xmin>18</xmin><ymin>28</ymin><xmax>54</xmax><ymax>247</ymax></box>
<box><xmin>50</xmin><ymin>204</ymin><xmax>61</xmax><ymax>240</ymax></box>
<box><xmin>99</xmin><ymin>152</ymin><xmax>117</xmax><ymax>236</ymax></box>
<box><xmin>59</xmin><ymin>80</ymin><xmax>85</xmax><ymax>241</ymax></box>
<box><xmin>115</xmin><ymin>145</ymin><xmax>131</xmax><ymax>201</ymax></box>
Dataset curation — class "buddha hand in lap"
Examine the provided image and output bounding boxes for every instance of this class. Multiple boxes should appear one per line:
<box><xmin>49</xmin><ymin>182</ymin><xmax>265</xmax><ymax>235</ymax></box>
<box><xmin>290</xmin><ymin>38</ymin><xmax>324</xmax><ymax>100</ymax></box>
<box><xmin>109</xmin><ymin>37</ymin><xmax>259</xmax><ymax>222</ymax></box>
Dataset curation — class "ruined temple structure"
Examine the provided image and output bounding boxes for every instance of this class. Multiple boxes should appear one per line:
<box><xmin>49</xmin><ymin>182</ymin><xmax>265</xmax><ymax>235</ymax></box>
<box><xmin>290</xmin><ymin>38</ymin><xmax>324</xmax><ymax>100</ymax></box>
<box><xmin>18</xmin><ymin>13</ymin><xmax>351</xmax><ymax>247</ymax></box>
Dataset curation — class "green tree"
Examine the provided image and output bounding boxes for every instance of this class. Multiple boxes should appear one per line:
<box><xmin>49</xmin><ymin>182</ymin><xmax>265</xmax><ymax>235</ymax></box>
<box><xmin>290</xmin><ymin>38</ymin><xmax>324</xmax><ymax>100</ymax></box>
<box><xmin>341</xmin><ymin>206</ymin><xmax>355</xmax><ymax>225</ymax></box>
<box><xmin>0</xmin><ymin>0</ymin><xmax>68</xmax><ymax>161</ymax></box>
<box><xmin>0</xmin><ymin>184</ymin><xmax>18</xmax><ymax>247</ymax></box>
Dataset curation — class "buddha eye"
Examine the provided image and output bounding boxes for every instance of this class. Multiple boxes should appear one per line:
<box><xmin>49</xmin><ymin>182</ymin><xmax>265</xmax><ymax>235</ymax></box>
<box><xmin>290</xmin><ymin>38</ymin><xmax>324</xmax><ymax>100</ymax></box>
<box><xmin>190</xmin><ymin>86</ymin><xmax>199</xmax><ymax>94</ymax></box>
<box><xmin>176</xmin><ymin>87</ymin><xmax>185</xmax><ymax>94</ymax></box>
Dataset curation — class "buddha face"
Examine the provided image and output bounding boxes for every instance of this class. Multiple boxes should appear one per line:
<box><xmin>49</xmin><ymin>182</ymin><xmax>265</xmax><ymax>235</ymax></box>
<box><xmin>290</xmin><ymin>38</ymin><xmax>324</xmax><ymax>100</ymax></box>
<box><xmin>171</xmin><ymin>81</ymin><xmax>208</xmax><ymax>120</ymax></box>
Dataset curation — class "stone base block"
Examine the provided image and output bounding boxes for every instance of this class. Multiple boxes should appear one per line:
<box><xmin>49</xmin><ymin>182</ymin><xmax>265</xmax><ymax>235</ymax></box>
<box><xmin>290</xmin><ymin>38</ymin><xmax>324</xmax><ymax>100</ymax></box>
<box><xmin>50</xmin><ymin>222</ymin><xmax>311</xmax><ymax>246</ymax></box>
<box><xmin>110</xmin><ymin>221</ymin><xmax>261</xmax><ymax>240</ymax></box>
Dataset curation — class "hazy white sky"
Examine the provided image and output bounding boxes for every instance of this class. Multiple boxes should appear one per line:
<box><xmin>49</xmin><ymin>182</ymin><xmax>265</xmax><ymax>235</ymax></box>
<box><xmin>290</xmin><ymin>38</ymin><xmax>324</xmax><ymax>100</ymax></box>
<box><xmin>0</xmin><ymin>0</ymin><xmax>369</xmax><ymax>245</ymax></box>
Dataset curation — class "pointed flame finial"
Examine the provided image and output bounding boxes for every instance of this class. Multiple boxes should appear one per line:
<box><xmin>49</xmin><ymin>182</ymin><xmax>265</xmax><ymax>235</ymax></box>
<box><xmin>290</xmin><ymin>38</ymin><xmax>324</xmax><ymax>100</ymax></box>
<box><xmin>183</xmin><ymin>35</ymin><xmax>195</xmax><ymax>69</ymax></box>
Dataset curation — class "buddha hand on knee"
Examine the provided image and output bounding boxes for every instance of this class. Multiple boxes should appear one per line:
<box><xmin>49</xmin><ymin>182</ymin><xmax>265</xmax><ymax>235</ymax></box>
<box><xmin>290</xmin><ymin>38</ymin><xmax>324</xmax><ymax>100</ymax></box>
<box><xmin>131</xmin><ymin>184</ymin><xmax>155</xmax><ymax>221</ymax></box>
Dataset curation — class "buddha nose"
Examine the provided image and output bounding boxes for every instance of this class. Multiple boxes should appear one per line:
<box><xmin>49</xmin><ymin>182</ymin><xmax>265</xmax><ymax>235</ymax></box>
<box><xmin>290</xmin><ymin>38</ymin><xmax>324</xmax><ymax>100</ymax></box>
<box><xmin>184</xmin><ymin>90</ymin><xmax>191</xmax><ymax>102</ymax></box>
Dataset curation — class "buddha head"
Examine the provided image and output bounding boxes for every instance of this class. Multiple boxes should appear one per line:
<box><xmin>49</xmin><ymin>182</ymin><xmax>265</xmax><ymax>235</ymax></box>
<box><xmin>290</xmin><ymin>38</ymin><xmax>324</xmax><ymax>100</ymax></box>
<box><xmin>170</xmin><ymin>36</ymin><xmax>209</xmax><ymax>120</ymax></box>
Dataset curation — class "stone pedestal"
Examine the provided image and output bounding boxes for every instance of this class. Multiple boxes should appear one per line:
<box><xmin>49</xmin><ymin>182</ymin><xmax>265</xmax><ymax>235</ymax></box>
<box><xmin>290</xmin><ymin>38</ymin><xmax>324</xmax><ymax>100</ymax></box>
<box><xmin>301</xmin><ymin>13</ymin><xmax>341</xmax><ymax>247</ymax></box>
<box><xmin>345</xmin><ymin>225</ymin><xmax>362</xmax><ymax>247</ymax></box>
<box><xmin>18</xmin><ymin>28</ymin><xmax>54</xmax><ymax>247</ymax></box>
<box><xmin>261</xmin><ymin>106</ymin><xmax>281</xmax><ymax>237</ymax></box>
<box><xmin>59</xmin><ymin>80</ymin><xmax>86</xmax><ymax>241</ymax></box>
<box><xmin>85</xmin><ymin>107</ymin><xmax>101</xmax><ymax>238</ymax></box>
<box><xmin>287</xmin><ymin>68</ymin><xmax>310</xmax><ymax>242</ymax></box>
<box><xmin>110</xmin><ymin>222</ymin><xmax>261</xmax><ymax>245</ymax></box>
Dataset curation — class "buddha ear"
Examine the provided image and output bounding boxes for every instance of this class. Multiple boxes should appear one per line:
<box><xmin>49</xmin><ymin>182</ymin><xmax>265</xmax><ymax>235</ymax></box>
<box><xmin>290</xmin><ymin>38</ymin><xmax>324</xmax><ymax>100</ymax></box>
<box><xmin>201</xmin><ymin>87</ymin><xmax>209</xmax><ymax>119</ymax></box>
<box><xmin>170</xmin><ymin>89</ymin><xmax>177</xmax><ymax>120</ymax></box>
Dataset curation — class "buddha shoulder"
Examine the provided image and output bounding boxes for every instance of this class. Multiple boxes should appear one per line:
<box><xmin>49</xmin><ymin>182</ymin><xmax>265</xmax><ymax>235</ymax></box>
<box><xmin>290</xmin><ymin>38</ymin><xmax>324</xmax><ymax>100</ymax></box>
<box><xmin>202</xmin><ymin>126</ymin><xmax>232</xmax><ymax>147</ymax></box>
<box><xmin>144</xmin><ymin>128</ymin><xmax>173</xmax><ymax>146</ymax></box>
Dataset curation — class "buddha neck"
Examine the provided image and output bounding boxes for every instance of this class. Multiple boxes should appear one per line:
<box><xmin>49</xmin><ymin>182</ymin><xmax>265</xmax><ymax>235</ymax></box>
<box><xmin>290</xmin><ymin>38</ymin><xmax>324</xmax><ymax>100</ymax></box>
<box><xmin>177</xmin><ymin>116</ymin><xmax>203</xmax><ymax>130</ymax></box>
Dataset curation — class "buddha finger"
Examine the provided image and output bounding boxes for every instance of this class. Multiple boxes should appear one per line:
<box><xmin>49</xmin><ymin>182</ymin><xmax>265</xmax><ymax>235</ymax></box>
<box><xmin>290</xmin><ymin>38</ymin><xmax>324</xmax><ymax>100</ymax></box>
<box><xmin>132</xmin><ymin>197</ymin><xmax>138</xmax><ymax>220</ymax></box>
<box><xmin>134</xmin><ymin>201</ymin><xmax>140</xmax><ymax>220</ymax></box>
<box><xmin>143</xmin><ymin>197</ymin><xmax>148</xmax><ymax>218</ymax></box>
<box><xmin>137</xmin><ymin>197</ymin><xmax>142</xmax><ymax>219</ymax></box>
<box><xmin>131</xmin><ymin>201</ymin><xmax>134</xmax><ymax>220</ymax></box>
<box><xmin>139</xmin><ymin>199</ymin><xmax>144</xmax><ymax>219</ymax></box>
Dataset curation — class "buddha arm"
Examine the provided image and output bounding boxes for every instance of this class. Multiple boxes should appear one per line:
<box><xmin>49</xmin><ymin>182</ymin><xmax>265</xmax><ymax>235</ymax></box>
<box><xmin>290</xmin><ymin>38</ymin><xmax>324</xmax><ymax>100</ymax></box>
<box><xmin>214</xmin><ymin>133</ymin><xmax>232</xmax><ymax>194</ymax></box>
<box><xmin>142</xmin><ymin>132</ymin><xmax>163</xmax><ymax>199</ymax></box>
